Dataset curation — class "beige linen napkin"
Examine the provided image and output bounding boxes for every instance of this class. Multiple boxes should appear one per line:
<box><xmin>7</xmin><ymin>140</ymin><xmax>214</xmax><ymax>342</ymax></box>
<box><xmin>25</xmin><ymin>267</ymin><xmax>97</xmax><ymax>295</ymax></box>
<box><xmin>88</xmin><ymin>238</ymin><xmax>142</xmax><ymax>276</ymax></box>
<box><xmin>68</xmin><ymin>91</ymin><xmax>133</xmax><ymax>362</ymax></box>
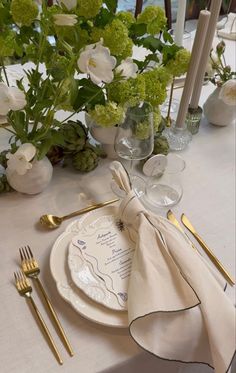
<box><xmin>110</xmin><ymin>161</ymin><xmax>235</xmax><ymax>373</ymax></box>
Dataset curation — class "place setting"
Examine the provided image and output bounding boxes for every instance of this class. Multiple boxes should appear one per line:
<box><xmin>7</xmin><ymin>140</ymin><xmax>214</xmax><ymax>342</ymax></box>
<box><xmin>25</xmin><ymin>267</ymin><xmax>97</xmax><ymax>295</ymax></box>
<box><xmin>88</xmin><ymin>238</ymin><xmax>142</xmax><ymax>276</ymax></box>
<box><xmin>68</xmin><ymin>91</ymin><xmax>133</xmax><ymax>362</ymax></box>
<box><xmin>35</xmin><ymin>159</ymin><xmax>235</xmax><ymax>372</ymax></box>
<box><xmin>1</xmin><ymin>0</ymin><xmax>235</xmax><ymax>372</ymax></box>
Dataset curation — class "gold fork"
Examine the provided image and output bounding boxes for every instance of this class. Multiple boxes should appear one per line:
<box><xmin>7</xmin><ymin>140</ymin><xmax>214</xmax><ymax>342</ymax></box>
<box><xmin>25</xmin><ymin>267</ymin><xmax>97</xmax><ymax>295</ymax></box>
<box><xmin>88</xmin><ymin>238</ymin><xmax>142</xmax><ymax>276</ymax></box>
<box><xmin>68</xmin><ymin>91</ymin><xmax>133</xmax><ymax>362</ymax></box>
<box><xmin>19</xmin><ymin>246</ymin><xmax>74</xmax><ymax>356</ymax></box>
<box><xmin>14</xmin><ymin>270</ymin><xmax>63</xmax><ymax>365</ymax></box>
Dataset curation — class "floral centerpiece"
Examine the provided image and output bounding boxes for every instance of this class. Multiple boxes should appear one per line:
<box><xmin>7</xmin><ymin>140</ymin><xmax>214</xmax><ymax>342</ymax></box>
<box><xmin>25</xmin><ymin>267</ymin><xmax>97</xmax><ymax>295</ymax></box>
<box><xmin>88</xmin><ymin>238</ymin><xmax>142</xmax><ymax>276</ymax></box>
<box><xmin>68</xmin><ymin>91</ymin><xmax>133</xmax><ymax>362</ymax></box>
<box><xmin>0</xmin><ymin>0</ymin><xmax>190</xmax><ymax>194</ymax></box>
<box><xmin>204</xmin><ymin>40</ymin><xmax>236</xmax><ymax>126</ymax></box>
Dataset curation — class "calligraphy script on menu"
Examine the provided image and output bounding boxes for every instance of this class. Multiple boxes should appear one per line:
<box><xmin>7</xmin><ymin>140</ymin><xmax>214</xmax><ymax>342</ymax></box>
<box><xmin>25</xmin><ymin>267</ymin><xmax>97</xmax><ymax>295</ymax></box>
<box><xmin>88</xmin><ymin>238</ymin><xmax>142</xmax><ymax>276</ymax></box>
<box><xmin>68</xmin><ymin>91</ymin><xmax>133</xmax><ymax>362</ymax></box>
<box><xmin>72</xmin><ymin>215</ymin><xmax>136</xmax><ymax>304</ymax></box>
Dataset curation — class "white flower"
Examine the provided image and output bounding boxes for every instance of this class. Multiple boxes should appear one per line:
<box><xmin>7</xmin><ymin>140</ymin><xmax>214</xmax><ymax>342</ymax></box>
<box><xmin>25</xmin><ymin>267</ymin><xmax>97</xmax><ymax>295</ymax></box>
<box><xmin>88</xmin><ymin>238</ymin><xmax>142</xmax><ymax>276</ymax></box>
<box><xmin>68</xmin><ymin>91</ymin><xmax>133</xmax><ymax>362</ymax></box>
<box><xmin>219</xmin><ymin>79</ymin><xmax>236</xmax><ymax>106</ymax></box>
<box><xmin>53</xmin><ymin>14</ymin><xmax>77</xmax><ymax>26</ymax></box>
<box><xmin>77</xmin><ymin>41</ymin><xmax>117</xmax><ymax>85</ymax></box>
<box><xmin>205</xmin><ymin>58</ymin><xmax>215</xmax><ymax>78</ymax></box>
<box><xmin>0</xmin><ymin>83</ymin><xmax>26</xmax><ymax>115</ymax></box>
<box><xmin>116</xmin><ymin>57</ymin><xmax>138</xmax><ymax>79</ymax></box>
<box><xmin>59</xmin><ymin>0</ymin><xmax>77</xmax><ymax>10</ymax></box>
<box><xmin>6</xmin><ymin>143</ymin><xmax>36</xmax><ymax>176</ymax></box>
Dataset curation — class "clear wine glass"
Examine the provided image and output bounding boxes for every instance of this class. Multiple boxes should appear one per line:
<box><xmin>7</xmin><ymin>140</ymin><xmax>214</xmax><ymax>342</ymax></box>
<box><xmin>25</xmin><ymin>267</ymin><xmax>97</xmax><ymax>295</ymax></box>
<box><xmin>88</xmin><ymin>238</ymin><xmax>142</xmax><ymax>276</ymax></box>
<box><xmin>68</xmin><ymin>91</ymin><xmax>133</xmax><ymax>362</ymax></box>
<box><xmin>112</xmin><ymin>102</ymin><xmax>154</xmax><ymax>197</ymax></box>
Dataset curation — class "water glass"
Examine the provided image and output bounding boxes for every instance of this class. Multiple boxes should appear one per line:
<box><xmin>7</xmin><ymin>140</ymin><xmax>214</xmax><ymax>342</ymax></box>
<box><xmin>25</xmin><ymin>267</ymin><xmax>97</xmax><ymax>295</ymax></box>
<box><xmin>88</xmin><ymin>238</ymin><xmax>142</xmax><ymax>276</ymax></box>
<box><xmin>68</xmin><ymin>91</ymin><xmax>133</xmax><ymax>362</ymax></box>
<box><xmin>145</xmin><ymin>153</ymin><xmax>186</xmax><ymax>208</ymax></box>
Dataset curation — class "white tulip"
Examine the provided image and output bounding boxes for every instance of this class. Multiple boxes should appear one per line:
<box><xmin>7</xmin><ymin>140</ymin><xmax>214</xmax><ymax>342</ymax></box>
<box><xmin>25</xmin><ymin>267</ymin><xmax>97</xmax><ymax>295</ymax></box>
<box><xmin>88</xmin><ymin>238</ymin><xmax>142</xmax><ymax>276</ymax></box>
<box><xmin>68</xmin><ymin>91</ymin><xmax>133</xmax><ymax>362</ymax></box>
<box><xmin>116</xmin><ymin>58</ymin><xmax>138</xmax><ymax>79</ymax></box>
<box><xmin>6</xmin><ymin>143</ymin><xmax>37</xmax><ymax>176</ymax></box>
<box><xmin>219</xmin><ymin>79</ymin><xmax>236</xmax><ymax>106</ymax></box>
<box><xmin>53</xmin><ymin>14</ymin><xmax>77</xmax><ymax>26</ymax></box>
<box><xmin>77</xmin><ymin>41</ymin><xmax>116</xmax><ymax>85</ymax></box>
<box><xmin>0</xmin><ymin>83</ymin><xmax>26</xmax><ymax>115</ymax></box>
<box><xmin>59</xmin><ymin>0</ymin><xmax>77</xmax><ymax>10</ymax></box>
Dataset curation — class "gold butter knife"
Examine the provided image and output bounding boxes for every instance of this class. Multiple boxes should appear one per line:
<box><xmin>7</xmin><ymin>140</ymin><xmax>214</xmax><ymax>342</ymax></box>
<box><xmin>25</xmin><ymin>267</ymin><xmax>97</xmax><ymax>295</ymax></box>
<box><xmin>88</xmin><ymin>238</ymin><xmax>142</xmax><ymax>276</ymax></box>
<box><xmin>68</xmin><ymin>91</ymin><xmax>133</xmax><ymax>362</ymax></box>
<box><xmin>167</xmin><ymin>210</ymin><xmax>198</xmax><ymax>252</ymax></box>
<box><xmin>181</xmin><ymin>214</ymin><xmax>235</xmax><ymax>286</ymax></box>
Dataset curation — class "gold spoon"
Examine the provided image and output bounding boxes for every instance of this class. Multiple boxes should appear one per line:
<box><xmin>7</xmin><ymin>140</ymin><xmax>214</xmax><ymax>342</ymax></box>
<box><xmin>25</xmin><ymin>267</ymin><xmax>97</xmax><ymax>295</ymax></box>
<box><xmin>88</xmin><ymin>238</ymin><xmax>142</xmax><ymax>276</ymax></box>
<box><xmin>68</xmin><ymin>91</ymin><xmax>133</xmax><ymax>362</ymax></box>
<box><xmin>39</xmin><ymin>198</ymin><xmax>119</xmax><ymax>229</ymax></box>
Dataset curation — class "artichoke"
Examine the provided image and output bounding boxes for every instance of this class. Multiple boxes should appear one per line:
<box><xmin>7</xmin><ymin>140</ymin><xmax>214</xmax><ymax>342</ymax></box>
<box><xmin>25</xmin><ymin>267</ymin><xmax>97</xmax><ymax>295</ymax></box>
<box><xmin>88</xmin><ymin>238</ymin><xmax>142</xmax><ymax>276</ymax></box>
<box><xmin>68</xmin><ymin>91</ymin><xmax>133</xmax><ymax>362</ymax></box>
<box><xmin>72</xmin><ymin>148</ymin><xmax>99</xmax><ymax>172</ymax></box>
<box><xmin>153</xmin><ymin>136</ymin><xmax>169</xmax><ymax>155</ymax></box>
<box><xmin>46</xmin><ymin>145</ymin><xmax>64</xmax><ymax>165</ymax></box>
<box><xmin>61</xmin><ymin>120</ymin><xmax>88</xmax><ymax>153</ymax></box>
<box><xmin>0</xmin><ymin>174</ymin><xmax>12</xmax><ymax>193</ymax></box>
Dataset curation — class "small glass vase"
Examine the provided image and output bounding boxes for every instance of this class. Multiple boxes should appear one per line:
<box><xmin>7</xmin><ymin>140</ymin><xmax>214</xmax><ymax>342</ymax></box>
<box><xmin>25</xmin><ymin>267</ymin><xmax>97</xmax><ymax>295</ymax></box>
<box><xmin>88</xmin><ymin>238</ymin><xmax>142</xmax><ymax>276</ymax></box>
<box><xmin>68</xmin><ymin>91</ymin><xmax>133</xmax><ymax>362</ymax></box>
<box><xmin>186</xmin><ymin>106</ymin><xmax>203</xmax><ymax>135</ymax></box>
<box><xmin>163</xmin><ymin>120</ymin><xmax>192</xmax><ymax>151</ymax></box>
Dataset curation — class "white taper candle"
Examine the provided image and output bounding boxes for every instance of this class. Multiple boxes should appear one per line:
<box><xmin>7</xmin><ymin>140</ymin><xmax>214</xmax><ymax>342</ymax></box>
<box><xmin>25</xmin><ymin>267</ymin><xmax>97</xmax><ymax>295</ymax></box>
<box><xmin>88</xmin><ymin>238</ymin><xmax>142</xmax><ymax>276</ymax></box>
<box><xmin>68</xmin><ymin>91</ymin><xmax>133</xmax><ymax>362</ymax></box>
<box><xmin>175</xmin><ymin>10</ymin><xmax>211</xmax><ymax>128</ymax></box>
<box><xmin>190</xmin><ymin>0</ymin><xmax>222</xmax><ymax>109</ymax></box>
<box><xmin>174</xmin><ymin>0</ymin><xmax>187</xmax><ymax>46</ymax></box>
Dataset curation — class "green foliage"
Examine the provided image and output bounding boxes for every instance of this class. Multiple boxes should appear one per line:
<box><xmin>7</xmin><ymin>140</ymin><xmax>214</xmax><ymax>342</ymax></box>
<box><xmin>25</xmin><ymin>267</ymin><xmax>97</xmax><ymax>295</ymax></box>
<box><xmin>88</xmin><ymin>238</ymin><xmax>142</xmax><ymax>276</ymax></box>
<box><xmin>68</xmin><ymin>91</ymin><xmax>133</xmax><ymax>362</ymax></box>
<box><xmin>153</xmin><ymin>135</ymin><xmax>169</xmax><ymax>155</ymax></box>
<box><xmin>0</xmin><ymin>174</ymin><xmax>12</xmax><ymax>193</ymax></box>
<box><xmin>0</xmin><ymin>1</ymin><xmax>190</xmax><ymax>173</ymax></box>
<box><xmin>208</xmin><ymin>41</ymin><xmax>236</xmax><ymax>86</ymax></box>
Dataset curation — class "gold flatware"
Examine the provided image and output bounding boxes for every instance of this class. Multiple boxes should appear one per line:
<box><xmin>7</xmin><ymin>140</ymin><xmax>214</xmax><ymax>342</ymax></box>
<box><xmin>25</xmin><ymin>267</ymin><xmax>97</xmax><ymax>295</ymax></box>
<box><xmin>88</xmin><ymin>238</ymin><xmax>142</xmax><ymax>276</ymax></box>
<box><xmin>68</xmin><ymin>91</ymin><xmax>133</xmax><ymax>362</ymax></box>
<box><xmin>14</xmin><ymin>270</ymin><xmax>63</xmax><ymax>365</ymax></box>
<box><xmin>167</xmin><ymin>210</ymin><xmax>198</xmax><ymax>252</ymax></box>
<box><xmin>20</xmin><ymin>246</ymin><xmax>74</xmax><ymax>356</ymax></box>
<box><xmin>39</xmin><ymin>198</ymin><xmax>119</xmax><ymax>229</ymax></box>
<box><xmin>181</xmin><ymin>214</ymin><xmax>235</xmax><ymax>286</ymax></box>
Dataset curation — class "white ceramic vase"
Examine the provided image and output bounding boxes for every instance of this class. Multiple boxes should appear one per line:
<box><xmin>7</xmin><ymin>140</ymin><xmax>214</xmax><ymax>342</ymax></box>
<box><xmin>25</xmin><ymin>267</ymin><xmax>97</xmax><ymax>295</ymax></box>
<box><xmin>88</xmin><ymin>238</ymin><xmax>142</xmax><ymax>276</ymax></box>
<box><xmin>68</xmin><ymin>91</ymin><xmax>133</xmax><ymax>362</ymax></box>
<box><xmin>203</xmin><ymin>87</ymin><xmax>236</xmax><ymax>127</ymax></box>
<box><xmin>6</xmin><ymin>156</ymin><xmax>53</xmax><ymax>194</ymax></box>
<box><xmin>85</xmin><ymin>114</ymin><xmax>118</xmax><ymax>159</ymax></box>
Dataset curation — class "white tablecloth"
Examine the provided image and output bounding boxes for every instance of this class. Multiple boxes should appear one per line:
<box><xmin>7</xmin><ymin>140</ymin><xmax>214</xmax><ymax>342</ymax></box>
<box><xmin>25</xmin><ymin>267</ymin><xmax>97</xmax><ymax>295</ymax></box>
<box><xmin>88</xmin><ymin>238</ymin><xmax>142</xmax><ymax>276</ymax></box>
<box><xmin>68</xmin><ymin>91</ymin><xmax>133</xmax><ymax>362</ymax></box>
<box><xmin>0</xmin><ymin>35</ymin><xmax>235</xmax><ymax>373</ymax></box>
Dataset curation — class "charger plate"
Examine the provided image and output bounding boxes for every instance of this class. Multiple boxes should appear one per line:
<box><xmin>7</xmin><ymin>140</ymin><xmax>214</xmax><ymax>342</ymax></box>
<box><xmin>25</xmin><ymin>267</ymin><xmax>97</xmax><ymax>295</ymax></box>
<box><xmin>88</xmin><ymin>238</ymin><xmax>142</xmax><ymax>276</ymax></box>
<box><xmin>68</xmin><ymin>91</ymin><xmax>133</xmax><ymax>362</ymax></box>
<box><xmin>50</xmin><ymin>214</ymin><xmax>129</xmax><ymax>328</ymax></box>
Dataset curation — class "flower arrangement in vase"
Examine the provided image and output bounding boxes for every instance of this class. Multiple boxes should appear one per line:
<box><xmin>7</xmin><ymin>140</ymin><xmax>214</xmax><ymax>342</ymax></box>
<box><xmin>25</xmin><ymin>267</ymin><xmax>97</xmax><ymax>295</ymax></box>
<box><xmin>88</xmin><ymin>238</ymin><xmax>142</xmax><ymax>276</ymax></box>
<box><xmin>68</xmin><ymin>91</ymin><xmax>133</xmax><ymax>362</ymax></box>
<box><xmin>0</xmin><ymin>0</ymin><xmax>191</xmax><ymax>194</ymax></box>
<box><xmin>204</xmin><ymin>40</ymin><xmax>236</xmax><ymax>126</ymax></box>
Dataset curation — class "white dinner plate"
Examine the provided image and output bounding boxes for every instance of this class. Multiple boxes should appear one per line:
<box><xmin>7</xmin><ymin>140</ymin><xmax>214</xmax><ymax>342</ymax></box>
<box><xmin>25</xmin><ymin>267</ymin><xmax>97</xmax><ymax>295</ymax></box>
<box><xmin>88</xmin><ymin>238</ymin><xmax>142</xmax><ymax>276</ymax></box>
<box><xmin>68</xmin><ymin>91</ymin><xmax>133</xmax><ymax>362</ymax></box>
<box><xmin>50</xmin><ymin>217</ymin><xmax>129</xmax><ymax>328</ymax></box>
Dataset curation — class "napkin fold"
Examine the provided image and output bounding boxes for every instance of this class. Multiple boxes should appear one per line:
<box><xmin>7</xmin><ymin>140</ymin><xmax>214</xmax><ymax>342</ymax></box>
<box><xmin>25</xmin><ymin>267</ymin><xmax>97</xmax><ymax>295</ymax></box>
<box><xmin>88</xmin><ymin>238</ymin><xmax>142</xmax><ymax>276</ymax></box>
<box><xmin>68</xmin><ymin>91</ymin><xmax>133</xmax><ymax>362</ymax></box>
<box><xmin>110</xmin><ymin>161</ymin><xmax>235</xmax><ymax>373</ymax></box>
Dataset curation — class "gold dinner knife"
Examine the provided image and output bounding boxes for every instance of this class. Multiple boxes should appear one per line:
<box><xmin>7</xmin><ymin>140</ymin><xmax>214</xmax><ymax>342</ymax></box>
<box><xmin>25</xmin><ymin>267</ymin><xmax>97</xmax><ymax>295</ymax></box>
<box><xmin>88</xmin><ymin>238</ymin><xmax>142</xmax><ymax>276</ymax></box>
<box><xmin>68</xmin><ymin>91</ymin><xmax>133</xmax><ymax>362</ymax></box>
<box><xmin>181</xmin><ymin>214</ymin><xmax>235</xmax><ymax>286</ymax></box>
<box><xmin>167</xmin><ymin>210</ymin><xmax>198</xmax><ymax>252</ymax></box>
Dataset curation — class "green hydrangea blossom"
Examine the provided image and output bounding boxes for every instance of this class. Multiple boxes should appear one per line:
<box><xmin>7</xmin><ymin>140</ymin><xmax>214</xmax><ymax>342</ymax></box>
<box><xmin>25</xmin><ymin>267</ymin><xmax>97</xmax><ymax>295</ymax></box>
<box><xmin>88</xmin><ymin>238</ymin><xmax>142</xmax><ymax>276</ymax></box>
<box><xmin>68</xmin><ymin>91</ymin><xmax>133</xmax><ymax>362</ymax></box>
<box><xmin>90</xmin><ymin>27</ymin><xmax>104</xmax><ymax>43</ymax></box>
<box><xmin>116</xmin><ymin>11</ymin><xmax>135</xmax><ymax>28</ymax></box>
<box><xmin>103</xmin><ymin>19</ymin><xmax>130</xmax><ymax>56</ymax></box>
<box><xmin>89</xmin><ymin>102</ymin><xmax>125</xmax><ymax>127</ymax></box>
<box><xmin>135</xmin><ymin>107</ymin><xmax>162</xmax><ymax>140</ymax></box>
<box><xmin>108</xmin><ymin>75</ymin><xmax>146</xmax><ymax>107</ymax></box>
<box><xmin>0</xmin><ymin>30</ymin><xmax>15</xmax><ymax>57</ymax></box>
<box><xmin>77</xmin><ymin>0</ymin><xmax>102</xmax><ymax>19</ymax></box>
<box><xmin>137</xmin><ymin>6</ymin><xmax>166</xmax><ymax>35</ymax></box>
<box><xmin>143</xmin><ymin>68</ymin><xmax>170</xmax><ymax>106</ymax></box>
<box><xmin>10</xmin><ymin>0</ymin><xmax>38</xmax><ymax>26</ymax></box>
<box><xmin>154</xmin><ymin>66</ymin><xmax>173</xmax><ymax>87</ymax></box>
<box><xmin>119</xmin><ymin>38</ymin><xmax>134</xmax><ymax>59</ymax></box>
<box><xmin>153</xmin><ymin>107</ymin><xmax>162</xmax><ymax>132</ymax></box>
<box><xmin>135</xmin><ymin>121</ymin><xmax>152</xmax><ymax>140</ymax></box>
<box><xmin>165</xmin><ymin>48</ymin><xmax>191</xmax><ymax>77</ymax></box>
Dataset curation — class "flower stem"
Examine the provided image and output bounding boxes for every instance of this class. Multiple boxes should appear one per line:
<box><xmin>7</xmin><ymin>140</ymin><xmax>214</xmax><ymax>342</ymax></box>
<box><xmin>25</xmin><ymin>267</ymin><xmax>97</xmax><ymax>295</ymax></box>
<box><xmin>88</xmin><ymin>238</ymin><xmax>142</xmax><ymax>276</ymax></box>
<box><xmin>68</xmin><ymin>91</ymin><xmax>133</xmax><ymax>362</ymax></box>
<box><xmin>1</xmin><ymin>58</ymin><xmax>10</xmax><ymax>86</ymax></box>
<box><xmin>166</xmin><ymin>79</ymin><xmax>174</xmax><ymax>126</ymax></box>
<box><xmin>60</xmin><ymin>90</ymin><xmax>103</xmax><ymax>124</ymax></box>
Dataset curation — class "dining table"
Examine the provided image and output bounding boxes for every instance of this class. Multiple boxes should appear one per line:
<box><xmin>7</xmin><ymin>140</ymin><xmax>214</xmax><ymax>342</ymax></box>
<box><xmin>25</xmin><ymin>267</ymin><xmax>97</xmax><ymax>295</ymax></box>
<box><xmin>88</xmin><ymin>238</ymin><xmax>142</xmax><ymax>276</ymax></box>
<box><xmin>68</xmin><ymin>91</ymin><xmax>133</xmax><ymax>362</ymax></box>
<box><xmin>0</xmin><ymin>31</ymin><xmax>235</xmax><ymax>373</ymax></box>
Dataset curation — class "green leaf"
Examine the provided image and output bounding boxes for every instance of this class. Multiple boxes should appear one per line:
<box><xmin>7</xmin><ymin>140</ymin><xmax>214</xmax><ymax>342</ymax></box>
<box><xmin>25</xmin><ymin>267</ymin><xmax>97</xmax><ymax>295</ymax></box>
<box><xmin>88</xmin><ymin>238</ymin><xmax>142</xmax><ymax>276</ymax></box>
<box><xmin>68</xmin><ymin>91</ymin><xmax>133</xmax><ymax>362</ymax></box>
<box><xmin>129</xmin><ymin>23</ymin><xmax>147</xmax><ymax>37</ymax></box>
<box><xmin>37</xmin><ymin>138</ymin><xmax>54</xmax><ymax>160</ymax></box>
<box><xmin>136</xmin><ymin>36</ymin><xmax>163</xmax><ymax>53</ymax></box>
<box><xmin>104</xmin><ymin>0</ymin><xmax>117</xmax><ymax>13</ymax></box>
<box><xmin>9</xmin><ymin>111</ymin><xmax>27</xmax><ymax>138</ymax></box>
<box><xmin>73</xmin><ymin>79</ymin><xmax>105</xmax><ymax>111</ymax></box>
<box><xmin>162</xmin><ymin>30</ymin><xmax>174</xmax><ymax>44</ymax></box>
<box><xmin>94</xmin><ymin>7</ymin><xmax>115</xmax><ymax>27</ymax></box>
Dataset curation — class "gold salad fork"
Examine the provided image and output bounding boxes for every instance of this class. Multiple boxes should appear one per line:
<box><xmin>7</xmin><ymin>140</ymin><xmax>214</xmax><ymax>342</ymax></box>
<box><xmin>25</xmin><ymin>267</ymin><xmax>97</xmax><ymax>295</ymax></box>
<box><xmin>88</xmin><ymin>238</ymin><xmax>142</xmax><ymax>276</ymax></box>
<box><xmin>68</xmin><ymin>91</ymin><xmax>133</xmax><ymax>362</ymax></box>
<box><xmin>14</xmin><ymin>271</ymin><xmax>63</xmax><ymax>365</ymax></box>
<box><xmin>19</xmin><ymin>246</ymin><xmax>74</xmax><ymax>356</ymax></box>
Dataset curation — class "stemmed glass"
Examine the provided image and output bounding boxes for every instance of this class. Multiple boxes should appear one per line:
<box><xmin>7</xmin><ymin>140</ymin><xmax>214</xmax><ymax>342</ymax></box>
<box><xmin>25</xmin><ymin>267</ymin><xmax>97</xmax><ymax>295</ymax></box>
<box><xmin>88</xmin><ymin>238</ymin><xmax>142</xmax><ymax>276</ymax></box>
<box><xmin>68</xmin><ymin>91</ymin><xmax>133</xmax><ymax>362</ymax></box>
<box><xmin>112</xmin><ymin>102</ymin><xmax>154</xmax><ymax>197</ymax></box>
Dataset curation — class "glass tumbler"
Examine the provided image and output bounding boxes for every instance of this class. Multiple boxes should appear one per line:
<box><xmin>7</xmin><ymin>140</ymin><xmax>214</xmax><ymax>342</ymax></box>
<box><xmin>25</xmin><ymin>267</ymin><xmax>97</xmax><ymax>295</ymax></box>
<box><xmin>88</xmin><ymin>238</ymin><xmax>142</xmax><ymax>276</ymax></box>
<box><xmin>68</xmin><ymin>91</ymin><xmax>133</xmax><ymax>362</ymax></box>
<box><xmin>145</xmin><ymin>154</ymin><xmax>186</xmax><ymax>208</ymax></box>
